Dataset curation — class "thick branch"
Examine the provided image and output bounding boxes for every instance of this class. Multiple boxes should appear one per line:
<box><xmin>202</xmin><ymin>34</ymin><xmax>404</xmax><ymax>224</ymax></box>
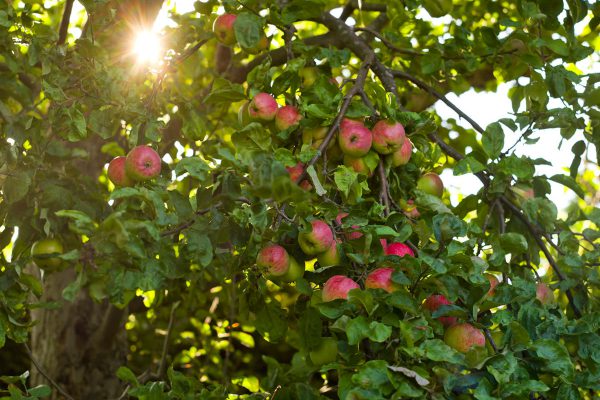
<box><xmin>57</xmin><ymin>0</ymin><xmax>75</xmax><ymax>46</ymax></box>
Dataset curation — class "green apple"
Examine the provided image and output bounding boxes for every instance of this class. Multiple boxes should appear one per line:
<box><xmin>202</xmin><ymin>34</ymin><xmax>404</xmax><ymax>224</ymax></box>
<box><xmin>309</xmin><ymin>337</ymin><xmax>338</xmax><ymax>366</ymax></box>
<box><xmin>317</xmin><ymin>241</ymin><xmax>342</xmax><ymax>267</ymax></box>
<box><xmin>299</xmin><ymin>67</ymin><xmax>319</xmax><ymax>88</ymax></box>
<box><xmin>31</xmin><ymin>238</ymin><xmax>64</xmax><ymax>270</ymax></box>
<box><xmin>417</xmin><ymin>172</ymin><xmax>444</xmax><ymax>197</ymax></box>
<box><xmin>444</xmin><ymin>323</ymin><xmax>486</xmax><ymax>353</ymax></box>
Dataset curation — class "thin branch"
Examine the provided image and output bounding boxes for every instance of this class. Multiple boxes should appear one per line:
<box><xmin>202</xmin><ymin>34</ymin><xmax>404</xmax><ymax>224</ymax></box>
<box><xmin>378</xmin><ymin>160</ymin><xmax>390</xmax><ymax>216</ymax></box>
<box><xmin>354</xmin><ymin>27</ymin><xmax>423</xmax><ymax>56</ymax></box>
<box><xmin>160</xmin><ymin>202</ymin><xmax>222</xmax><ymax>237</ymax></box>
<box><xmin>476</xmin><ymin>198</ymin><xmax>498</xmax><ymax>255</ymax></box>
<box><xmin>25</xmin><ymin>343</ymin><xmax>75</xmax><ymax>400</ymax></box>
<box><xmin>157</xmin><ymin>301</ymin><xmax>180</xmax><ymax>379</ymax></box>
<box><xmin>484</xmin><ymin>328</ymin><xmax>499</xmax><ymax>353</ymax></box>
<box><xmin>57</xmin><ymin>0</ymin><xmax>75</xmax><ymax>46</ymax></box>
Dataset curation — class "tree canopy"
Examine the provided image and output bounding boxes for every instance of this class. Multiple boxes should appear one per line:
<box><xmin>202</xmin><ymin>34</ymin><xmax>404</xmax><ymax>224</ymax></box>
<box><xmin>0</xmin><ymin>0</ymin><xmax>599</xmax><ymax>399</ymax></box>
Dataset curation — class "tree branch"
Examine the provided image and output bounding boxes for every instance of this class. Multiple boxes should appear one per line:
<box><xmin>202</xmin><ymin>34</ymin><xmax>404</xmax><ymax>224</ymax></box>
<box><xmin>57</xmin><ymin>0</ymin><xmax>75</xmax><ymax>46</ymax></box>
<box><xmin>25</xmin><ymin>343</ymin><xmax>75</xmax><ymax>400</ymax></box>
<box><xmin>378</xmin><ymin>160</ymin><xmax>391</xmax><ymax>216</ymax></box>
<box><xmin>157</xmin><ymin>301</ymin><xmax>180</xmax><ymax>379</ymax></box>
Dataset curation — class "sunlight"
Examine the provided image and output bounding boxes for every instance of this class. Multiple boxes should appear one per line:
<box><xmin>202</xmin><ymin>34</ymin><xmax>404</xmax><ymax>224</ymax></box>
<box><xmin>132</xmin><ymin>30</ymin><xmax>162</xmax><ymax>65</ymax></box>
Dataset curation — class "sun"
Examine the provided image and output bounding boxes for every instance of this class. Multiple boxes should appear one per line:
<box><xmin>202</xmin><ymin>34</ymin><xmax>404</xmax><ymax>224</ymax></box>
<box><xmin>132</xmin><ymin>30</ymin><xmax>162</xmax><ymax>65</ymax></box>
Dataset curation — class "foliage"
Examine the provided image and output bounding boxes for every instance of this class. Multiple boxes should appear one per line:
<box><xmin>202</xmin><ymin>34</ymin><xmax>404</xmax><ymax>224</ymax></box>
<box><xmin>0</xmin><ymin>0</ymin><xmax>599</xmax><ymax>399</ymax></box>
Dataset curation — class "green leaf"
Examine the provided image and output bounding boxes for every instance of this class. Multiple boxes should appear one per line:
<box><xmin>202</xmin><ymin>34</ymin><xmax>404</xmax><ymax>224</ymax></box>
<box><xmin>532</xmin><ymin>339</ymin><xmax>574</xmax><ymax>378</ymax></box>
<box><xmin>549</xmin><ymin>174</ymin><xmax>585</xmax><ymax>199</ymax></box>
<box><xmin>186</xmin><ymin>231</ymin><xmax>213</xmax><ymax>267</ymax></box>
<box><xmin>27</xmin><ymin>385</ymin><xmax>52</xmax><ymax>397</ymax></box>
<box><xmin>454</xmin><ymin>156</ymin><xmax>486</xmax><ymax>175</ymax></box>
<box><xmin>56</xmin><ymin>210</ymin><xmax>97</xmax><ymax>235</ymax></box>
<box><xmin>421</xmin><ymin>339</ymin><xmax>463</xmax><ymax>364</ymax></box>
<box><xmin>2</xmin><ymin>170</ymin><xmax>31</xmax><ymax>204</ymax></box>
<box><xmin>203</xmin><ymin>78</ymin><xmax>246</xmax><ymax>104</ymax></box>
<box><xmin>334</xmin><ymin>166</ymin><xmax>358</xmax><ymax>198</ymax></box>
<box><xmin>255</xmin><ymin>301</ymin><xmax>287</xmax><ymax>343</ymax></box>
<box><xmin>233</xmin><ymin>13</ymin><xmax>263</xmax><ymax>49</ymax></box>
<box><xmin>500</xmin><ymin>232</ymin><xmax>528</xmax><ymax>253</ymax></box>
<box><xmin>306</xmin><ymin>165</ymin><xmax>326</xmax><ymax>196</ymax></box>
<box><xmin>174</xmin><ymin>157</ymin><xmax>210</xmax><ymax>182</ymax></box>
<box><xmin>482</xmin><ymin>122</ymin><xmax>504</xmax><ymax>159</ymax></box>
<box><xmin>116</xmin><ymin>366</ymin><xmax>139</xmax><ymax>386</ymax></box>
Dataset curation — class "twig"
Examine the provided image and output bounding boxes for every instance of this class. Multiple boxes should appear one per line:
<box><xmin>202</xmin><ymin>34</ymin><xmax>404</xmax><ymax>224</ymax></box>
<box><xmin>378</xmin><ymin>160</ymin><xmax>390</xmax><ymax>216</ymax></box>
<box><xmin>354</xmin><ymin>27</ymin><xmax>423</xmax><ymax>56</ymax></box>
<box><xmin>25</xmin><ymin>343</ymin><xmax>75</xmax><ymax>400</ymax></box>
<box><xmin>57</xmin><ymin>0</ymin><xmax>75</xmax><ymax>46</ymax></box>
<box><xmin>483</xmin><ymin>328</ymin><xmax>498</xmax><ymax>353</ymax></box>
<box><xmin>476</xmin><ymin>199</ymin><xmax>498</xmax><ymax>255</ymax></box>
<box><xmin>160</xmin><ymin>202</ymin><xmax>222</xmax><ymax>237</ymax></box>
<box><xmin>157</xmin><ymin>301</ymin><xmax>180</xmax><ymax>379</ymax></box>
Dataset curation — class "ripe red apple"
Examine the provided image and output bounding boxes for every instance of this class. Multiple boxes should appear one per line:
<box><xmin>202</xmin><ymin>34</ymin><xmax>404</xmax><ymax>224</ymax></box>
<box><xmin>391</xmin><ymin>137</ymin><xmax>413</xmax><ymax>167</ymax></box>
<box><xmin>213</xmin><ymin>13</ymin><xmax>237</xmax><ymax>45</ymax></box>
<box><xmin>107</xmin><ymin>156</ymin><xmax>133</xmax><ymax>187</ymax></box>
<box><xmin>275</xmin><ymin>105</ymin><xmax>302</xmax><ymax>131</ymax></box>
<box><xmin>335</xmin><ymin>212</ymin><xmax>362</xmax><ymax>240</ymax></box>
<box><xmin>343</xmin><ymin>153</ymin><xmax>378</xmax><ymax>176</ymax></box>
<box><xmin>256</xmin><ymin>244</ymin><xmax>304</xmax><ymax>282</ymax></box>
<box><xmin>309</xmin><ymin>337</ymin><xmax>338</xmax><ymax>366</ymax></box>
<box><xmin>423</xmin><ymin>294</ymin><xmax>457</xmax><ymax>327</ymax></box>
<box><xmin>322</xmin><ymin>275</ymin><xmax>360</xmax><ymax>301</ymax></box>
<box><xmin>317</xmin><ymin>240</ymin><xmax>342</xmax><ymax>267</ymax></box>
<box><xmin>417</xmin><ymin>172</ymin><xmax>444</xmax><ymax>197</ymax></box>
<box><xmin>536</xmin><ymin>283</ymin><xmax>554</xmax><ymax>305</ymax></box>
<box><xmin>338</xmin><ymin>118</ymin><xmax>372</xmax><ymax>158</ymax></box>
<box><xmin>248</xmin><ymin>92</ymin><xmax>278</xmax><ymax>121</ymax></box>
<box><xmin>365</xmin><ymin>267</ymin><xmax>398</xmax><ymax>293</ymax></box>
<box><xmin>444</xmin><ymin>323</ymin><xmax>485</xmax><ymax>353</ymax></box>
<box><xmin>485</xmin><ymin>273</ymin><xmax>499</xmax><ymax>297</ymax></box>
<box><xmin>31</xmin><ymin>238</ymin><xmax>64</xmax><ymax>270</ymax></box>
<box><xmin>299</xmin><ymin>66</ymin><xmax>319</xmax><ymax>88</ymax></box>
<box><xmin>372</xmin><ymin>120</ymin><xmax>406</xmax><ymax>155</ymax></box>
<box><xmin>286</xmin><ymin>162</ymin><xmax>312</xmax><ymax>190</ymax></box>
<box><xmin>298</xmin><ymin>220</ymin><xmax>334</xmax><ymax>255</ymax></box>
<box><xmin>125</xmin><ymin>145</ymin><xmax>161</xmax><ymax>181</ymax></box>
<box><xmin>385</xmin><ymin>242</ymin><xmax>415</xmax><ymax>257</ymax></box>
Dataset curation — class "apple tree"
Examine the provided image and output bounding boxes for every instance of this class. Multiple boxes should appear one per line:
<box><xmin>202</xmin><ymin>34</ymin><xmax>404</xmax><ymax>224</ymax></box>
<box><xmin>0</xmin><ymin>0</ymin><xmax>599</xmax><ymax>398</ymax></box>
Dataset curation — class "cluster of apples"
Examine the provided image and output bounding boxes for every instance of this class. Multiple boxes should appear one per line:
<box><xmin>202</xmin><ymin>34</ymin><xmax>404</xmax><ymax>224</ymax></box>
<box><xmin>106</xmin><ymin>145</ymin><xmax>162</xmax><ymax>187</ymax></box>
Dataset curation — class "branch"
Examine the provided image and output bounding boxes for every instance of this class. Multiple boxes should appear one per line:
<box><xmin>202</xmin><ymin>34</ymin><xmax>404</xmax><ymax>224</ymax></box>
<box><xmin>160</xmin><ymin>202</ymin><xmax>222</xmax><ymax>237</ymax></box>
<box><xmin>25</xmin><ymin>343</ymin><xmax>75</xmax><ymax>400</ymax></box>
<box><xmin>57</xmin><ymin>0</ymin><xmax>75</xmax><ymax>46</ymax></box>
<box><xmin>378</xmin><ymin>160</ymin><xmax>390</xmax><ymax>216</ymax></box>
<box><xmin>483</xmin><ymin>328</ymin><xmax>499</xmax><ymax>353</ymax></box>
<box><xmin>354</xmin><ymin>27</ymin><xmax>423</xmax><ymax>56</ymax></box>
<box><xmin>157</xmin><ymin>301</ymin><xmax>180</xmax><ymax>379</ymax></box>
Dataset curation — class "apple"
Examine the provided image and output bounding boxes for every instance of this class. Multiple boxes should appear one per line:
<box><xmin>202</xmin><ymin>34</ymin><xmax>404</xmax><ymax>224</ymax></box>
<box><xmin>31</xmin><ymin>238</ymin><xmax>64</xmax><ymax>270</ymax></box>
<box><xmin>385</xmin><ymin>242</ymin><xmax>415</xmax><ymax>257</ymax></box>
<box><xmin>400</xmin><ymin>199</ymin><xmax>420</xmax><ymax>219</ymax></box>
<box><xmin>422</xmin><ymin>294</ymin><xmax>457</xmax><ymax>327</ymax></box>
<box><xmin>248</xmin><ymin>92</ymin><xmax>278</xmax><ymax>121</ymax></box>
<box><xmin>309</xmin><ymin>337</ymin><xmax>338</xmax><ymax>366</ymax></box>
<box><xmin>256</xmin><ymin>244</ymin><xmax>304</xmax><ymax>282</ymax></box>
<box><xmin>107</xmin><ymin>156</ymin><xmax>133</xmax><ymax>187</ymax></box>
<box><xmin>286</xmin><ymin>162</ymin><xmax>312</xmax><ymax>190</ymax></box>
<box><xmin>343</xmin><ymin>151</ymin><xmax>379</xmax><ymax>176</ymax></box>
<box><xmin>275</xmin><ymin>105</ymin><xmax>302</xmax><ymax>131</ymax></box>
<box><xmin>245</xmin><ymin>34</ymin><xmax>269</xmax><ymax>54</ymax></box>
<box><xmin>322</xmin><ymin>275</ymin><xmax>360</xmax><ymax>301</ymax></box>
<box><xmin>444</xmin><ymin>323</ymin><xmax>486</xmax><ymax>353</ymax></box>
<box><xmin>536</xmin><ymin>283</ymin><xmax>554</xmax><ymax>305</ymax></box>
<box><xmin>299</xmin><ymin>66</ymin><xmax>319</xmax><ymax>88</ymax></box>
<box><xmin>391</xmin><ymin>137</ymin><xmax>413</xmax><ymax>167</ymax></box>
<box><xmin>125</xmin><ymin>145</ymin><xmax>161</xmax><ymax>181</ymax></box>
<box><xmin>298</xmin><ymin>220</ymin><xmax>334</xmax><ymax>255</ymax></box>
<box><xmin>365</xmin><ymin>267</ymin><xmax>398</xmax><ymax>293</ymax></box>
<box><xmin>213</xmin><ymin>13</ymin><xmax>237</xmax><ymax>45</ymax></box>
<box><xmin>302</xmin><ymin>126</ymin><xmax>331</xmax><ymax>150</ymax></box>
<box><xmin>317</xmin><ymin>240</ymin><xmax>342</xmax><ymax>267</ymax></box>
<box><xmin>485</xmin><ymin>273</ymin><xmax>499</xmax><ymax>297</ymax></box>
<box><xmin>338</xmin><ymin>118</ymin><xmax>372</xmax><ymax>158</ymax></box>
<box><xmin>417</xmin><ymin>172</ymin><xmax>444</xmax><ymax>197</ymax></box>
<box><xmin>372</xmin><ymin>120</ymin><xmax>406</xmax><ymax>155</ymax></box>
<box><xmin>335</xmin><ymin>212</ymin><xmax>362</xmax><ymax>240</ymax></box>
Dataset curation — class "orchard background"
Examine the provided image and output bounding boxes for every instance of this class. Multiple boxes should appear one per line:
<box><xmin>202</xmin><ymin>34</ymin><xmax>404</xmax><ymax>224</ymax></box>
<box><xmin>1</xmin><ymin>0</ymin><xmax>599</xmax><ymax>398</ymax></box>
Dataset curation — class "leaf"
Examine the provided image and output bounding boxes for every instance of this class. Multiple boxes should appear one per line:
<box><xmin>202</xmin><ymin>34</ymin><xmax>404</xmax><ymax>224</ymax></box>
<box><xmin>346</xmin><ymin>316</ymin><xmax>392</xmax><ymax>345</ymax></box>
<box><xmin>255</xmin><ymin>301</ymin><xmax>287</xmax><ymax>343</ymax></box>
<box><xmin>116</xmin><ymin>366</ymin><xmax>139</xmax><ymax>386</ymax></box>
<box><xmin>203</xmin><ymin>78</ymin><xmax>246</xmax><ymax>104</ymax></box>
<box><xmin>2</xmin><ymin>170</ymin><xmax>31</xmax><ymax>204</ymax></box>
<box><xmin>387</xmin><ymin>365</ymin><xmax>430</xmax><ymax>386</ymax></box>
<box><xmin>482</xmin><ymin>122</ymin><xmax>504</xmax><ymax>159</ymax></box>
<box><xmin>454</xmin><ymin>156</ymin><xmax>486</xmax><ymax>175</ymax></box>
<box><xmin>500</xmin><ymin>232</ymin><xmax>528</xmax><ymax>253</ymax></box>
<box><xmin>55</xmin><ymin>210</ymin><xmax>97</xmax><ymax>235</ymax></box>
<box><xmin>306</xmin><ymin>165</ymin><xmax>326</xmax><ymax>196</ymax></box>
<box><xmin>334</xmin><ymin>166</ymin><xmax>358</xmax><ymax>198</ymax></box>
<box><xmin>233</xmin><ymin>13</ymin><xmax>263</xmax><ymax>49</ymax></box>
<box><xmin>186</xmin><ymin>231</ymin><xmax>213</xmax><ymax>267</ymax></box>
<box><xmin>421</xmin><ymin>339</ymin><xmax>464</xmax><ymax>364</ymax></box>
<box><xmin>549</xmin><ymin>174</ymin><xmax>585</xmax><ymax>199</ymax></box>
<box><xmin>532</xmin><ymin>339</ymin><xmax>574</xmax><ymax>378</ymax></box>
<box><xmin>174</xmin><ymin>157</ymin><xmax>210</xmax><ymax>182</ymax></box>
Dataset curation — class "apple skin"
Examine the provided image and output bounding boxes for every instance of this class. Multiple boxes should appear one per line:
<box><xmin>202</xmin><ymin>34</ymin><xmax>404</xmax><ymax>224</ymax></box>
<box><xmin>336</xmin><ymin>212</ymin><xmax>362</xmax><ymax>240</ymax></box>
<box><xmin>385</xmin><ymin>242</ymin><xmax>415</xmax><ymax>257</ymax></box>
<box><xmin>536</xmin><ymin>283</ymin><xmax>554</xmax><ymax>305</ymax></box>
<box><xmin>213</xmin><ymin>13</ymin><xmax>237</xmax><ymax>45</ymax></box>
<box><xmin>275</xmin><ymin>105</ymin><xmax>302</xmax><ymax>131</ymax></box>
<box><xmin>125</xmin><ymin>145</ymin><xmax>162</xmax><ymax>181</ymax></box>
<box><xmin>31</xmin><ymin>238</ymin><xmax>64</xmax><ymax>270</ymax></box>
<box><xmin>444</xmin><ymin>323</ymin><xmax>486</xmax><ymax>353</ymax></box>
<box><xmin>365</xmin><ymin>267</ymin><xmax>398</xmax><ymax>293</ymax></box>
<box><xmin>317</xmin><ymin>240</ymin><xmax>342</xmax><ymax>267</ymax></box>
<box><xmin>248</xmin><ymin>92</ymin><xmax>278</xmax><ymax>121</ymax></box>
<box><xmin>256</xmin><ymin>244</ymin><xmax>304</xmax><ymax>282</ymax></box>
<box><xmin>286</xmin><ymin>162</ymin><xmax>312</xmax><ymax>190</ymax></box>
<box><xmin>309</xmin><ymin>337</ymin><xmax>338</xmax><ymax>366</ymax></box>
<box><xmin>322</xmin><ymin>275</ymin><xmax>360</xmax><ymax>301</ymax></box>
<box><xmin>423</xmin><ymin>294</ymin><xmax>457</xmax><ymax>327</ymax></box>
<box><xmin>372</xmin><ymin>120</ymin><xmax>406</xmax><ymax>155</ymax></box>
<box><xmin>484</xmin><ymin>273</ymin><xmax>499</xmax><ymax>297</ymax></box>
<box><xmin>391</xmin><ymin>137</ymin><xmax>413</xmax><ymax>167</ymax></box>
<box><xmin>298</xmin><ymin>220</ymin><xmax>334</xmax><ymax>255</ymax></box>
<box><xmin>417</xmin><ymin>172</ymin><xmax>444</xmax><ymax>197</ymax></box>
<box><xmin>299</xmin><ymin>67</ymin><xmax>319</xmax><ymax>88</ymax></box>
<box><xmin>338</xmin><ymin>118</ymin><xmax>372</xmax><ymax>158</ymax></box>
<box><xmin>107</xmin><ymin>156</ymin><xmax>133</xmax><ymax>187</ymax></box>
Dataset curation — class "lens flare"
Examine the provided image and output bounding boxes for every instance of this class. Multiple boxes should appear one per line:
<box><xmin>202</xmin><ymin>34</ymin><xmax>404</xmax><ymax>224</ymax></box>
<box><xmin>132</xmin><ymin>30</ymin><xmax>162</xmax><ymax>64</ymax></box>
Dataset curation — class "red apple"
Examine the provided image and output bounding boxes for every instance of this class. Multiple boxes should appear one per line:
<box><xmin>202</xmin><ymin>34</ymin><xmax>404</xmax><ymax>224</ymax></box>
<box><xmin>125</xmin><ymin>145</ymin><xmax>161</xmax><ymax>181</ymax></box>
<box><xmin>372</xmin><ymin>120</ymin><xmax>406</xmax><ymax>155</ymax></box>
<box><xmin>401</xmin><ymin>199</ymin><xmax>420</xmax><ymax>219</ymax></box>
<box><xmin>391</xmin><ymin>137</ymin><xmax>413</xmax><ymax>166</ymax></box>
<box><xmin>385</xmin><ymin>242</ymin><xmax>415</xmax><ymax>257</ymax></box>
<box><xmin>248</xmin><ymin>92</ymin><xmax>278</xmax><ymax>121</ymax></box>
<box><xmin>444</xmin><ymin>323</ymin><xmax>485</xmax><ymax>353</ymax></box>
<box><xmin>335</xmin><ymin>212</ymin><xmax>362</xmax><ymax>240</ymax></box>
<box><xmin>317</xmin><ymin>240</ymin><xmax>342</xmax><ymax>267</ymax></box>
<box><xmin>256</xmin><ymin>244</ymin><xmax>304</xmax><ymax>282</ymax></box>
<box><xmin>343</xmin><ymin>151</ymin><xmax>379</xmax><ymax>176</ymax></box>
<box><xmin>338</xmin><ymin>118</ymin><xmax>372</xmax><ymax>158</ymax></box>
<box><xmin>275</xmin><ymin>105</ymin><xmax>302</xmax><ymax>131</ymax></box>
<box><xmin>485</xmin><ymin>273</ymin><xmax>499</xmax><ymax>297</ymax></box>
<box><xmin>417</xmin><ymin>172</ymin><xmax>444</xmax><ymax>197</ymax></box>
<box><xmin>423</xmin><ymin>294</ymin><xmax>457</xmax><ymax>327</ymax></box>
<box><xmin>365</xmin><ymin>267</ymin><xmax>398</xmax><ymax>293</ymax></box>
<box><xmin>213</xmin><ymin>13</ymin><xmax>237</xmax><ymax>45</ymax></box>
<box><xmin>107</xmin><ymin>156</ymin><xmax>133</xmax><ymax>187</ymax></box>
<box><xmin>298</xmin><ymin>220</ymin><xmax>334</xmax><ymax>255</ymax></box>
<box><xmin>322</xmin><ymin>275</ymin><xmax>360</xmax><ymax>301</ymax></box>
<box><xmin>286</xmin><ymin>162</ymin><xmax>312</xmax><ymax>190</ymax></box>
<box><xmin>536</xmin><ymin>283</ymin><xmax>554</xmax><ymax>305</ymax></box>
